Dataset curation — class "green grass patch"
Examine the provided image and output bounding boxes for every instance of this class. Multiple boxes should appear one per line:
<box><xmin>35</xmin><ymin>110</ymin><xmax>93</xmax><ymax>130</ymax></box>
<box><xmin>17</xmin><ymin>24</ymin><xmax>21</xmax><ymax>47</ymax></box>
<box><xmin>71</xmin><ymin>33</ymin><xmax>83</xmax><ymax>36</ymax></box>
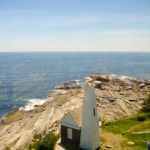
<box><xmin>122</xmin><ymin>133</ymin><xmax>150</xmax><ymax>150</ymax></box>
<box><xmin>102</xmin><ymin>112</ymin><xmax>150</xmax><ymax>150</ymax></box>
<box><xmin>102</xmin><ymin>116</ymin><xmax>139</xmax><ymax>134</ymax></box>
<box><xmin>129</xmin><ymin>120</ymin><xmax>150</xmax><ymax>132</ymax></box>
<box><xmin>102</xmin><ymin>113</ymin><xmax>150</xmax><ymax>134</ymax></box>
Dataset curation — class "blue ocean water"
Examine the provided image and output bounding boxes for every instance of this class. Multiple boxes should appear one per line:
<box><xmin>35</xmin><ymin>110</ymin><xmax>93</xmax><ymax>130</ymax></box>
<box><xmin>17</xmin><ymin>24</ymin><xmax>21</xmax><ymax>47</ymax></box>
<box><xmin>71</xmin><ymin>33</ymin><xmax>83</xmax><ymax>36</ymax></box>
<box><xmin>0</xmin><ymin>52</ymin><xmax>150</xmax><ymax>116</ymax></box>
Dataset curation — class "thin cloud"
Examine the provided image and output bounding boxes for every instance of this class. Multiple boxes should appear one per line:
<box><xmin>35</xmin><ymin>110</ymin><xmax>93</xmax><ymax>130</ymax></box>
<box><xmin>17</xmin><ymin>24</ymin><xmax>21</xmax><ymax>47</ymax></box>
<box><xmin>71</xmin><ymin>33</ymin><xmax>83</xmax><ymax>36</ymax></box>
<box><xmin>0</xmin><ymin>16</ymin><xmax>99</xmax><ymax>28</ymax></box>
<box><xmin>121</xmin><ymin>15</ymin><xmax>150</xmax><ymax>23</ymax></box>
<box><xmin>1</xmin><ymin>14</ymin><xmax>150</xmax><ymax>28</ymax></box>
<box><xmin>99</xmin><ymin>29</ymin><xmax>150</xmax><ymax>37</ymax></box>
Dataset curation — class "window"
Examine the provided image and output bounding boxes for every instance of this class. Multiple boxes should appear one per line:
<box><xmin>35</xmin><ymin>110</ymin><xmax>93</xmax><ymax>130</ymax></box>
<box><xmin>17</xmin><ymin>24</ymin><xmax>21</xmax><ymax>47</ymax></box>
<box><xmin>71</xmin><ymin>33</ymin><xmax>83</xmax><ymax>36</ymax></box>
<box><xmin>67</xmin><ymin>128</ymin><xmax>72</xmax><ymax>139</ymax></box>
<box><xmin>93</xmin><ymin>108</ymin><xmax>96</xmax><ymax>116</ymax></box>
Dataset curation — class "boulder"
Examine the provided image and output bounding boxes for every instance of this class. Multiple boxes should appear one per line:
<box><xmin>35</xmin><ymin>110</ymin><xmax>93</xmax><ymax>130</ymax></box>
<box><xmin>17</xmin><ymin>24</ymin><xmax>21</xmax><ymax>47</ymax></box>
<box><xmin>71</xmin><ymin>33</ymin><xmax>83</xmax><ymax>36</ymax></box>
<box><xmin>139</xmin><ymin>83</ymin><xmax>145</xmax><ymax>88</ymax></box>
<box><xmin>90</xmin><ymin>74</ymin><xmax>110</xmax><ymax>82</ymax></box>
<box><xmin>55</xmin><ymin>81</ymin><xmax>81</xmax><ymax>90</ymax></box>
<box><xmin>96</xmin><ymin>76</ymin><xmax>109</xmax><ymax>82</ymax></box>
<box><xmin>105</xmin><ymin>144</ymin><xmax>113</xmax><ymax>148</ymax></box>
<box><xmin>127</xmin><ymin>141</ymin><xmax>135</xmax><ymax>145</ymax></box>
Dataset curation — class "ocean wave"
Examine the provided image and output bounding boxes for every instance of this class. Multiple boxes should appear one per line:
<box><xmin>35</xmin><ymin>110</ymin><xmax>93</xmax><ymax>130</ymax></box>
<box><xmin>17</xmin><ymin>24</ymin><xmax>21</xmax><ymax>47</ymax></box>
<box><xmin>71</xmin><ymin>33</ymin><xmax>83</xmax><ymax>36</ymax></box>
<box><xmin>109</xmin><ymin>74</ymin><xmax>137</xmax><ymax>84</ymax></box>
<box><xmin>52</xmin><ymin>89</ymin><xmax>68</xmax><ymax>96</ymax></box>
<box><xmin>85</xmin><ymin>76</ymin><xmax>92</xmax><ymax>82</ymax></box>
<box><xmin>19</xmin><ymin>98</ymin><xmax>46</xmax><ymax>111</ymax></box>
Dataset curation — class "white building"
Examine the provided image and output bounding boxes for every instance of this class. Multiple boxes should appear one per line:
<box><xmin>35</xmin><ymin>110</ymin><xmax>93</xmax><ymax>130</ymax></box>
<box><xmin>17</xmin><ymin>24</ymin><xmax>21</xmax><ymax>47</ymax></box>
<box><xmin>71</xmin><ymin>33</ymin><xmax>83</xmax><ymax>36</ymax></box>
<box><xmin>60</xmin><ymin>85</ymin><xmax>100</xmax><ymax>150</ymax></box>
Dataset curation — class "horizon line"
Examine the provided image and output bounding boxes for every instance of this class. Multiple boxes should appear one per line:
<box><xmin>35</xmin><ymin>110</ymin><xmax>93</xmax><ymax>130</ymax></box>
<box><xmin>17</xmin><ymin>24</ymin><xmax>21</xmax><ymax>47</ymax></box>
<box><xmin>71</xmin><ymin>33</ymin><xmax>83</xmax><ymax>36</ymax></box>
<box><xmin>0</xmin><ymin>51</ymin><xmax>150</xmax><ymax>53</ymax></box>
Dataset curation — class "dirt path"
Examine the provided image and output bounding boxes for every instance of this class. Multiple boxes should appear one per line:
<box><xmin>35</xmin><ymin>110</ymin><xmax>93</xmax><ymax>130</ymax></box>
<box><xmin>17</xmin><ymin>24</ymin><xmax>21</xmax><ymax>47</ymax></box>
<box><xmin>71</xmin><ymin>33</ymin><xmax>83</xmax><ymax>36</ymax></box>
<box><xmin>101</xmin><ymin>131</ymin><xmax>128</xmax><ymax>150</ymax></box>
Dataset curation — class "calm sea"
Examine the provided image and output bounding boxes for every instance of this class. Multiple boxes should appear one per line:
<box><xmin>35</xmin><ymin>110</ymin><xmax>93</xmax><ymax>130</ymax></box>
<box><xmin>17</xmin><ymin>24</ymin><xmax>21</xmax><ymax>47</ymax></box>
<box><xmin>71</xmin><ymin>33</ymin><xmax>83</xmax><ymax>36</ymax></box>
<box><xmin>0</xmin><ymin>52</ymin><xmax>150</xmax><ymax>116</ymax></box>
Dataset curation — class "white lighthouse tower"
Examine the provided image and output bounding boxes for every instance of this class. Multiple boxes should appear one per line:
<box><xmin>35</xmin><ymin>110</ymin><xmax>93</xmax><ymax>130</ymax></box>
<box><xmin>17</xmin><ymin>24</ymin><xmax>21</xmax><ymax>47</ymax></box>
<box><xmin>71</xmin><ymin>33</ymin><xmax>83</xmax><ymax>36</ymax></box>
<box><xmin>80</xmin><ymin>85</ymin><xmax>100</xmax><ymax>150</ymax></box>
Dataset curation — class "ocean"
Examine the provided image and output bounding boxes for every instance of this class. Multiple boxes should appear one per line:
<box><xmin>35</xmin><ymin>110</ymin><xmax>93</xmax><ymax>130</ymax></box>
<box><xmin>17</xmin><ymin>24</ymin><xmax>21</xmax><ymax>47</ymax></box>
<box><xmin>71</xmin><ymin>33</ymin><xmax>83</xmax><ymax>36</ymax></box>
<box><xmin>0</xmin><ymin>52</ymin><xmax>150</xmax><ymax>117</ymax></box>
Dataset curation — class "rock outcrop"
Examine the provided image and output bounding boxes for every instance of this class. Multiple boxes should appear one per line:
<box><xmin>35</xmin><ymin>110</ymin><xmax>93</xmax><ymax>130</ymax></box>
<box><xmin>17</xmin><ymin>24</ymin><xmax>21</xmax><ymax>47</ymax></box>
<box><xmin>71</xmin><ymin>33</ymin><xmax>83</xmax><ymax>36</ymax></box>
<box><xmin>0</xmin><ymin>74</ymin><xmax>149</xmax><ymax>149</ymax></box>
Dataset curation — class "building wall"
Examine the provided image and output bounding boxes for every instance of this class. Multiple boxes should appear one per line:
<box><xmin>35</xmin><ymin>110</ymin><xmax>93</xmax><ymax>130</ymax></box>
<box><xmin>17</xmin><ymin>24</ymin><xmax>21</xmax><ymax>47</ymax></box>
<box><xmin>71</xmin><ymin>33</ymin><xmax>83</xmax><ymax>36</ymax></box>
<box><xmin>61</xmin><ymin>125</ymin><xmax>81</xmax><ymax>147</ymax></box>
<box><xmin>80</xmin><ymin>86</ymin><xmax>100</xmax><ymax>150</ymax></box>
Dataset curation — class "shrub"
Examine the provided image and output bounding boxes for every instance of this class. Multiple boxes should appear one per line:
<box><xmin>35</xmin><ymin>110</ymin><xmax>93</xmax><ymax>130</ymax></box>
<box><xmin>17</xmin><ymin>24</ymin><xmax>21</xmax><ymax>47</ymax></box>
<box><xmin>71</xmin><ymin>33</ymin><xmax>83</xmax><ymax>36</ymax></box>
<box><xmin>142</xmin><ymin>95</ymin><xmax>150</xmax><ymax>112</ymax></box>
<box><xmin>29</xmin><ymin>132</ymin><xmax>59</xmax><ymax>150</ymax></box>
<box><xmin>137</xmin><ymin>114</ymin><xmax>146</xmax><ymax>121</ymax></box>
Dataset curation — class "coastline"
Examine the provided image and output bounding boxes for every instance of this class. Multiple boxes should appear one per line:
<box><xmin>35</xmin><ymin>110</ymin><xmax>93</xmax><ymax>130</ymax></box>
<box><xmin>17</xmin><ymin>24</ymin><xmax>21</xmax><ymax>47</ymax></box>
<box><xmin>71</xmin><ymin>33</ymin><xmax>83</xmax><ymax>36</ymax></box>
<box><xmin>0</xmin><ymin>73</ymin><xmax>150</xmax><ymax>149</ymax></box>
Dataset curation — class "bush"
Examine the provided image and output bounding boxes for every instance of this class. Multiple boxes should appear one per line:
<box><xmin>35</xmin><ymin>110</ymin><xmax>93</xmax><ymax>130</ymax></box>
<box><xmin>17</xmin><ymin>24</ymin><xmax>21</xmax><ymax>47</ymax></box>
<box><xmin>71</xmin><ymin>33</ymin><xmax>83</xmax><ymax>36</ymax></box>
<box><xmin>29</xmin><ymin>132</ymin><xmax>59</xmax><ymax>150</ymax></box>
<box><xmin>137</xmin><ymin>114</ymin><xmax>146</xmax><ymax>121</ymax></box>
<box><xmin>142</xmin><ymin>95</ymin><xmax>150</xmax><ymax>112</ymax></box>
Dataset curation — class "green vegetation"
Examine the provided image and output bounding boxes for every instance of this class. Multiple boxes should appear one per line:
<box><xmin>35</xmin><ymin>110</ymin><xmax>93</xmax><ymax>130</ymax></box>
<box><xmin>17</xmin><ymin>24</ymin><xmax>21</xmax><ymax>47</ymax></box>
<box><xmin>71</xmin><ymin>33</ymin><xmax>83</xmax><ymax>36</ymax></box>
<box><xmin>122</xmin><ymin>133</ymin><xmax>150</xmax><ymax>149</ymax></box>
<box><xmin>102</xmin><ymin>115</ymin><xmax>139</xmax><ymax>134</ymax></box>
<box><xmin>142</xmin><ymin>95</ymin><xmax>150</xmax><ymax>112</ymax></box>
<box><xmin>102</xmin><ymin>112</ymin><xmax>150</xmax><ymax>150</ymax></box>
<box><xmin>29</xmin><ymin>132</ymin><xmax>59</xmax><ymax>150</ymax></box>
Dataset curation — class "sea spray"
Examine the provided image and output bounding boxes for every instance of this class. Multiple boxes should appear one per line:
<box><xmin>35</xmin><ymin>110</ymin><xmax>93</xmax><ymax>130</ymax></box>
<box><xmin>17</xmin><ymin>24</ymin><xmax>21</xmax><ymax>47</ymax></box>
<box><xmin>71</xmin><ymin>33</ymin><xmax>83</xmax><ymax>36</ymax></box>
<box><xmin>19</xmin><ymin>99</ymin><xmax>46</xmax><ymax>111</ymax></box>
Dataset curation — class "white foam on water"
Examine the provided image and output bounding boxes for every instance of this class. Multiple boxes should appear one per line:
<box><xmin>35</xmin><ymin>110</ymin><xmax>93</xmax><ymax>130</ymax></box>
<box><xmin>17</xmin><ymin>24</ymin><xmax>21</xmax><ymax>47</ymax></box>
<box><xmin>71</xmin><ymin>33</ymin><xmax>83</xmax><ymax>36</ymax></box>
<box><xmin>74</xmin><ymin>80</ymin><xmax>82</xmax><ymax>85</ymax></box>
<box><xmin>119</xmin><ymin>75</ymin><xmax>136</xmax><ymax>81</ymax></box>
<box><xmin>19</xmin><ymin>98</ymin><xmax>46</xmax><ymax>111</ymax></box>
<box><xmin>109</xmin><ymin>74</ymin><xmax>118</xmax><ymax>80</ymax></box>
<box><xmin>52</xmin><ymin>89</ymin><xmax>68</xmax><ymax>96</ymax></box>
<box><xmin>85</xmin><ymin>76</ymin><xmax>92</xmax><ymax>82</ymax></box>
<box><xmin>110</xmin><ymin>74</ymin><xmax>136</xmax><ymax>84</ymax></box>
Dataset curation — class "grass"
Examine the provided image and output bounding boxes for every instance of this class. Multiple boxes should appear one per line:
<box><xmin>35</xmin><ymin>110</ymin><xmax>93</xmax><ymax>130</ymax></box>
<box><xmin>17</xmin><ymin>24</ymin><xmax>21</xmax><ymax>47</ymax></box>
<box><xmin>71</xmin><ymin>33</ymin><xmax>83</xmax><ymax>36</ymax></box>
<box><xmin>100</xmin><ymin>136</ymin><xmax>106</xmax><ymax>143</ymax></box>
<box><xmin>130</xmin><ymin>120</ymin><xmax>150</xmax><ymax>132</ymax></box>
<box><xmin>122</xmin><ymin>133</ymin><xmax>150</xmax><ymax>150</ymax></box>
<box><xmin>102</xmin><ymin>112</ymin><xmax>150</xmax><ymax>150</ymax></box>
<box><xmin>102</xmin><ymin>115</ymin><xmax>139</xmax><ymax>134</ymax></box>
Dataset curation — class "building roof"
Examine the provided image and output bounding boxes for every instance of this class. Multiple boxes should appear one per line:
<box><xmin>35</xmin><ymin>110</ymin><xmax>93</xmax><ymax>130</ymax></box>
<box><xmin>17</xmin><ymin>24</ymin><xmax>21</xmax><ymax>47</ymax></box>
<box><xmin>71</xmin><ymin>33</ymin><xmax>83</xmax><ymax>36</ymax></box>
<box><xmin>69</xmin><ymin>108</ymin><xmax>82</xmax><ymax>127</ymax></box>
<box><xmin>60</xmin><ymin>107</ymin><xmax>82</xmax><ymax>129</ymax></box>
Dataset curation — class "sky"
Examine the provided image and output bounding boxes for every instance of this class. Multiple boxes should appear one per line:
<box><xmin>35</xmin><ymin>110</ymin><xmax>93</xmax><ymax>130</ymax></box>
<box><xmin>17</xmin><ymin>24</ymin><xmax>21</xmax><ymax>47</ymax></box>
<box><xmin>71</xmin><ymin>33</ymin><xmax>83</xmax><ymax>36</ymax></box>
<box><xmin>0</xmin><ymin>0</ymin><xmax>150</xmax><ymax>52</ymax></box>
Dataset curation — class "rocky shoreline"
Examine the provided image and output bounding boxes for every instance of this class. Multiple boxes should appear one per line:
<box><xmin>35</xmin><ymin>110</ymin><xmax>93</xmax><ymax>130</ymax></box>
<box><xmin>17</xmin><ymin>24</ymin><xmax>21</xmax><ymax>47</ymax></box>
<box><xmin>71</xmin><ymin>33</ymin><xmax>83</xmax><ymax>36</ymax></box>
<box><xmin>0</xmin><ymin>74</ymin><xmax>149</xmax><ymax>150</ymax></box>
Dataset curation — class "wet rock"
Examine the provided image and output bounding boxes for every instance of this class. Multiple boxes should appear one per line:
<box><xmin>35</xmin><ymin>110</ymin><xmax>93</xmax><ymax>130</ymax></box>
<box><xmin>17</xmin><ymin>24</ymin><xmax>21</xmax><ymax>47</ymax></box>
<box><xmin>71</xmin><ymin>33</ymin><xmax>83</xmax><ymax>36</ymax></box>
<box><xmin>94</xmin><ymin>81</ymin><xmax>103</xmax><ymax>89</ymax></box>
<box><xmin>90</xmin><ymin>74</ymin><xmax>110</xmax><ymax>82</ymax></box>
<box><xmin>96</xmin><ymin>76</ymin><xmax>109</xmax><ymax>82</ymax></box>
<box><xmin>144</xmin><ymin>80</ymin><xmax>150</xmax><ymax>86</ymax></box>
<box><xmin>55</xmin><ymin>81</ymin><xmax>81</xmax><ymax>90</ymax></box>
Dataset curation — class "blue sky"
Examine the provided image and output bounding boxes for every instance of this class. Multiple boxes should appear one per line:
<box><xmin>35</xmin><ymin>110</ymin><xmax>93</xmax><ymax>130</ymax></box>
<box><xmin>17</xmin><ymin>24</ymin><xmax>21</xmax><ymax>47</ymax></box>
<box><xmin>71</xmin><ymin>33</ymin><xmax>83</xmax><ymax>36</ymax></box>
<box><xmin>0</xmin><ymin>0</ymin><xmax>150</xmax><ymax>52</ymax></box>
